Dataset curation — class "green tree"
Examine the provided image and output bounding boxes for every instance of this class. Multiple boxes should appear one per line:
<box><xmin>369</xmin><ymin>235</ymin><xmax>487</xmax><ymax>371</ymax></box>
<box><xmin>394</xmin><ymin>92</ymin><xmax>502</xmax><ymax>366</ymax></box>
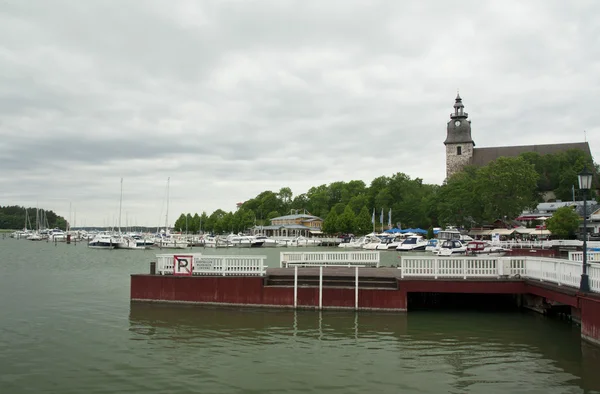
<box><xmin>476</xmin><ymin>156</ymin><xmax>539</xmax><ymax>222</ymax></box>
<box><xmin>353</xmin><ymin>207</ymin><xmax>373</xmax><ymax>235</ymax></box>
<box><xmin>278</xmin><ymin>187</ymin><xmax>293</xmax><ymax>212</ymax></box>
<box><xmin>436</xmin><ymin>167</ymin><xmax>481</xmax><ymax>228</ymax></box>
<box><xmin>174</xmin><ymin>213</ymin><xmax>186</xmax><ymax>232</ymax></box>
<box><xmin>336</xmin><ymin>205</ymin><xmax>356</xmax><ymax>234</ymax></box>
<box><xmin>191</xmin><ymin>213</ymin><xmax>200</xmax><ymax>233</ymax></box>
<box><xmin>322</xmin><ymin>208</ymin><xmax>338</xmax><ymax>234</ymax></box>
<box><xmin>427</xmin><ymin>226</ymin><xmax>434</xmax><ymax>239</ymax></box>
<box><xmin>546</xmin><ymin>207</ymin><xmax>580</xmax><ymax>239</ymax></box>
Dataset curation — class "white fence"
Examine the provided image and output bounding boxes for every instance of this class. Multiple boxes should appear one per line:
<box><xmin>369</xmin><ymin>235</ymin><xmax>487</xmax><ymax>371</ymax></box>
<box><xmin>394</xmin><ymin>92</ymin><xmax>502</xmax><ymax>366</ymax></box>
<box><xmin>399</xmin><ymin>255</ymin><xmax>599</xmax><ymax>293</ymax></box>
<box><xmin>568</xmin><ymin>251</ymin><xmax>600</xmax><ymax>262</ymax></box>
<box><xmin>399</xmin><ymin>256</ymin><xmax>526</xmax><ymax>279</ymax></box>
<box><xmin>280</xmin><ymin>251</ymin><xmax>380</xmax><ymax>268</ymax></box>
<box><xmin>156</xmin><ymin>254</ymin><xmax>267</xmax><ymax>276</ymax></box>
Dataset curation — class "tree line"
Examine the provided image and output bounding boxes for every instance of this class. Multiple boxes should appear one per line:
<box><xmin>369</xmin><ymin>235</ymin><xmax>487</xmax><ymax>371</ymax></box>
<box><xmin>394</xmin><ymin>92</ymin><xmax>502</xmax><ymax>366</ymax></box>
<box><xmin>173</xmin><ymin>149</ymin><xmax>595</xmax><ymax>236</ymax></box>
<box><xmin>0</xmin><ymin>206</ymin><xmax>68</xmax><ymax>230</ymax></box>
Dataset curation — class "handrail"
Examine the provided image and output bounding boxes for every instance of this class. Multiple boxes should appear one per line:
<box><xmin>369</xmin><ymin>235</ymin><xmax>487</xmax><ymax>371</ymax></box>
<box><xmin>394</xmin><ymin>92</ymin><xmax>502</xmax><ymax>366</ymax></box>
<box><xmin>399</xmin><ymin>255</ymin><xmax>599</xmax><ymax>293</ymax></box>
<box><xmin>156</xmin><ymin>253</ymin><xmax>266</xmax><ymax>276</ymax></box>
<box><xmin>280</xmin><ymin>251</ymin><xmax>380</xmax><ymax>268</ymax></box>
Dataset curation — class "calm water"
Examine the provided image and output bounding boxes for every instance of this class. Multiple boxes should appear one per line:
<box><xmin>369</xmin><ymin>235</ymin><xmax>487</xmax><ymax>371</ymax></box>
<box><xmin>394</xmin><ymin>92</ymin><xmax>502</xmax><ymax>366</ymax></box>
<box><xmin>1</xmin><ymin>239</ymin><xmax>599</xmax><ymax>393</ymax></box>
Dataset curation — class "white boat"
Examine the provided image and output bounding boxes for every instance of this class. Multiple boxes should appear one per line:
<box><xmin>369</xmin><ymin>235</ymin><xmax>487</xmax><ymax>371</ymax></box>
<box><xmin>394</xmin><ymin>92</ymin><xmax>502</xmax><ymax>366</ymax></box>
<box><xmin>88</xmin><ymin>232</ymin><xmax>118</xmax><ymax>249</ymax></box>
<box><xmin>288</xmin><ymin>236</ymin><xmax>321</xmax><ymax>247</ymax></box>
<box><xmin>375</xmin><ymin>236</ymin><xmax>401</xmax><ymax>250</ymax></box>
<box><xmin>465</xmin><ymin>241</ymin><xmax>509</xmax><ymax>257</ymax></box>
<box><xmin>396</xmin><ymin>235</ymin><xmax>428</xmax><ymax>251</ymax></box>
<box><xmin>203</xmin><ymin>235</ymin><xmax>232</xmax><ymax>248</ymax></box>
<box><xmin>227</xmin><ymin>234</ymin><xmax>264</xmax><ymax>248</ymax></box>
<box><xmin>338</xmin><ymin>236</ymin><xmax>369</xmax><ymax>249</ymax></box>
<box><xmin>255</xmin><ymin>235</ymin><xmax>277</xmax><ymax>247</ymax></box>
<box><xmin>154</xmin><ymin>235</ymin><xmax>189</xmax><ymax>249</ymax></box>
<box><xmin>362</xmin><ymin>235</ymin><xmax>383</xmax><ymax>250</ymax></box>
<box><xmin>435</xmin><ymin>239</ymin><xmax>468</xmax><ymax>256</ymax></box>
<box><xmin>48</xmin><ymin>228</ymin><xmax>67</xmax><ymax>242</ymax></box>
<box><xmin>424</xmin><ymin>239</ymin><xmax>439</xmax><ymax>252</ymax></box>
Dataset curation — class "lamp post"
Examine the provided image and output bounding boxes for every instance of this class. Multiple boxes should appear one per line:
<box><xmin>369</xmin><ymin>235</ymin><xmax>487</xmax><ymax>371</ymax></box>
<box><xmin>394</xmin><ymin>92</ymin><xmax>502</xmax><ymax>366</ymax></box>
<box><xmin>578</xmin><ymin>165</ymin><xmax>593</xmax><ymax>293</ymax></box>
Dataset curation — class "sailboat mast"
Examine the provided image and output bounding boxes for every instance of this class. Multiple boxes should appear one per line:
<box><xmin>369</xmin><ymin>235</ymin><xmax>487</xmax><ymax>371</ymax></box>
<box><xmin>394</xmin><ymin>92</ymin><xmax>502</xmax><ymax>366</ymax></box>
<box><xmin>165</xmin><ymin>177</ymin><xmax>170</xmax><ymax>233</ymax></box>
<box><xmin>118</xmin><ymin>178</ymin><xmax>123</xmax><ymax>234</ymax></box>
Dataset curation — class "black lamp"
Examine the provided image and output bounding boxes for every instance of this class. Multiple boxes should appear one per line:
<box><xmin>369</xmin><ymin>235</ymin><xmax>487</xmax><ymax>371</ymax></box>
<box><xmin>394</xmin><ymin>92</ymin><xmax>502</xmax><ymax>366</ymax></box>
<box><xmin>578</xmin><ymin>165</ymin><xmax>592</xmax><ymax>293</ymax></box>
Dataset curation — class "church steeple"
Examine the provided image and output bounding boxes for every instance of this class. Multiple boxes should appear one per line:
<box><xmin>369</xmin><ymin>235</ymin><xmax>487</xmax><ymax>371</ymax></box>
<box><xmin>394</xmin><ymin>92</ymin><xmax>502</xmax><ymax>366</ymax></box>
<box><xmin>444</xmin><ymin>93</ymin><xmax>474</xmax><ymax>145</ymax></box>
<box><xmin>444</xmin><ymin>93</ymin><xmax>475</xmax><ymax>179</ymax></box>
<box><xmin>451</xmin><ymin>92</ymin><xmax>468</xmax><ymax>119</ymax></box>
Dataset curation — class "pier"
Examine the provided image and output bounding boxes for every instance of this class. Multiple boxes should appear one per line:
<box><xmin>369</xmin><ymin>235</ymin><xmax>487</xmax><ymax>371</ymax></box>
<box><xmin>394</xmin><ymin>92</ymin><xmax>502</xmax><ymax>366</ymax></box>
<box><xmin>131</xmin><ymin>251</ymin><xmax>600</xmax><ymax>347</ymax></box>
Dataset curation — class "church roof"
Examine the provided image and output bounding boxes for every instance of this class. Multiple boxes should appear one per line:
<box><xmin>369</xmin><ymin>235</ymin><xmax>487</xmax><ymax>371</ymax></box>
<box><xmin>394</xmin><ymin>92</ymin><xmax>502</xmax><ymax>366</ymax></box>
<box><xmin>471</xmin><ymin>142</ymin><xmax>591</xmax><ymax>167</ymax></box>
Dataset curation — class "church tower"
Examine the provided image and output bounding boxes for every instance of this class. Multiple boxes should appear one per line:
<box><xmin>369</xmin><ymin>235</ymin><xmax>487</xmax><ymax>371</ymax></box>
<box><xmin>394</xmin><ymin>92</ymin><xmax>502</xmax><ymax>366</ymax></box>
<box><xmin>444</xmin><ymin>93</ymin><xmax>475</xmax><ymax>179</ymax></box>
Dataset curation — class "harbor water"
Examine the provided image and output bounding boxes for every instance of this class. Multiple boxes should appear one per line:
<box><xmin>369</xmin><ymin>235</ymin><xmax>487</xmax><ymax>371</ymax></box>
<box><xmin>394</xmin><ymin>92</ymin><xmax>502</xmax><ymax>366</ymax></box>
<box><xmin>1</xmin><ymin>239</ymin><xmax>599</xmax><ymax>393</ymax></box>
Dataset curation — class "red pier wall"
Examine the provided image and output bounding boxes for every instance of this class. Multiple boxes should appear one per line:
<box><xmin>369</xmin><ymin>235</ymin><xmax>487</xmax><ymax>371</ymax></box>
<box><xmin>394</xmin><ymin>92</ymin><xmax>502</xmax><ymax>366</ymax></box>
<box><xmin>130</xmin><ymin>275</ymin><xmax>408</xmax><ymax>311</ymax></box>
<box><xmin>130</xmin><ymin>274</ymin><xmax>600</xmax><ymax>346</ymax></box>
<box><xmin>581</xmin><ymin>297</ymin><xmax>600</xmax><ymax>347</ymax></box>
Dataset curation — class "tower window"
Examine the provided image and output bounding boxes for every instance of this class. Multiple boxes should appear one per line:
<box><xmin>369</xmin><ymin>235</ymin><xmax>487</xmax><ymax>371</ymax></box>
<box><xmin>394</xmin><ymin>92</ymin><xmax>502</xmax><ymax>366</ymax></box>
<box><xmin>457</xmin><ymin>146</ymin><xmax>462</xmax><ymax>155</ymax></box>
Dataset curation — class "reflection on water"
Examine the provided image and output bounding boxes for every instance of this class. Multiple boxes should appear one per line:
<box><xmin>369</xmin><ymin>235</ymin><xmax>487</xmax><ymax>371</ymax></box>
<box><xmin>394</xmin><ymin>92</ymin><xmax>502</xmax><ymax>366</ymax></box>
<box><xmin>129</xmin><ymin>303</ymin><xmax>600</xmax><ymax>393</ymax></box>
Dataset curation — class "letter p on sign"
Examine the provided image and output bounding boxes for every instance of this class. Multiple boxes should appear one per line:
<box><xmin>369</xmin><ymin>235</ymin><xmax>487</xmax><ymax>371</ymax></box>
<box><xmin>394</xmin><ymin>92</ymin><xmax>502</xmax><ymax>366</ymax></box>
<box><xmin>173</xmin><ymin>255</ymin><xmax>194</xmax><ymax>276</ymax></box>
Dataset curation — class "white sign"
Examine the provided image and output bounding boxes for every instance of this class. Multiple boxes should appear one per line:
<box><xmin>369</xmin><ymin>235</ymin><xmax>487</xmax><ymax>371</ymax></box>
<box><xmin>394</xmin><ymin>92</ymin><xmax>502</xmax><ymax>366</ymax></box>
<box><xmin>173</xmin><ymin>255</ymin><xmax>194</xmax><ymax>276</ymax></box>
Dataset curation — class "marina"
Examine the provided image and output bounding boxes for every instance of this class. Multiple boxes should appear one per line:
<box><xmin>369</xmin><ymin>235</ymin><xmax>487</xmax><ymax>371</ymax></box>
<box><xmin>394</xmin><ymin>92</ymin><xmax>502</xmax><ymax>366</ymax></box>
<box><xmin>131</xmin><ymin>250</ymin><xmax>600</xmax><ymax>348</ymax></box>
<box><xmin>2</xmin><ymin>237</ymin><xmax>600</xmax><ymax>393</ymax></box>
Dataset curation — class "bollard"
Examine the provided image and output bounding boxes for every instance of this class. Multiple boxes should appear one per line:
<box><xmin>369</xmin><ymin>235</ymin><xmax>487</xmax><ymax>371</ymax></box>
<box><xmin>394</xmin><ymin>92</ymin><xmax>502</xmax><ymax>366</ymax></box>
<box><xmin>66</xmin><ymin>234</ymin><xmax>71</xmax><ymax>244</ymax></box>
<box><xmin>150</xmin><ymin>261</ymin><xmax>156</xmax><ymax>275</ymax></box>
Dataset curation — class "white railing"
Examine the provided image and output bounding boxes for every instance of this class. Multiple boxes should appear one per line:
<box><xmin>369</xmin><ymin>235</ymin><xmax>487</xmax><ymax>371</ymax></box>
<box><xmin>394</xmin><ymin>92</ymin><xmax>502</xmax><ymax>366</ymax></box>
<box><xmin>524</xmin><ymin>257</ymin><xmax>583</xmax><ymax>288</ymax></box>
<box><xmin>280</xmin><ymin>251</ymin><xmax>380</xmax><ymax>268</ymax></box>
<box><xmin>399</xmin><ymin>255</ymin><xmax>599</xmax><ymax>293</ymax></box>
<box><xmin>568</xmin><ymin>251</ymin><xmax>600</xmax><ymax>262</ymax></box>
<box><xmin>400</xmin><ymin>256</ymin><xmax>514</xmax><ymax>279</ymax></box>
<box><xmin>156</xmin><ymin>254</ymin><xmax>267</xmax><ymax>276</ymax></box>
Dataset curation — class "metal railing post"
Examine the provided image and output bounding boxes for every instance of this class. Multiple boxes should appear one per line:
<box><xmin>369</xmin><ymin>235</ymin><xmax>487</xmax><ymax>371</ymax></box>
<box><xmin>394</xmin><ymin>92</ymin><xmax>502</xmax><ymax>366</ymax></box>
<box><xmin>355</xmin><ymin>266</ymin><xmax>359</xmax><ymax>311</ymax></box>
<box><xmin>319</xmin><ymin>266</ymin><xmax>323</xmax><ymax>310</ymax></box>
<box><xmin>294</xmin><ymin>265</ymin><xmax>298</xmax><ymax>309</ymax></box>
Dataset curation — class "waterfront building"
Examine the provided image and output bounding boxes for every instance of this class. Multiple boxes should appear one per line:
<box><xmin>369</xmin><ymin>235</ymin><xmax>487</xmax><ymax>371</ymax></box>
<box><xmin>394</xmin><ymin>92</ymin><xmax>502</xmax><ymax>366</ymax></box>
<box><xmin>253</xmin><ymin>213</ymin><xmax>323</xmax><ymax>237</ymax></box>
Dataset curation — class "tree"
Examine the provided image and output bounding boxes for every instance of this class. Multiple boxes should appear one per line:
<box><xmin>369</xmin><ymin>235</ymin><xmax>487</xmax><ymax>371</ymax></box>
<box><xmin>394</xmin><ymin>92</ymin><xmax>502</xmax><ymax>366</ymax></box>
<box><xmin>322</xmin><ymin>208</ymin><xmax>338</xmax><ymax>234</ymax></box>
<box><xmin>354</xmin><ymin>207</ymin><xmax>373</xmax><ymax>235</ymax></box>
<box><xmin>173</xmin><ymin>213</ymin><xmax>187</xmax><ymax>232</ymax></box>
<box><xmin>546</xmin><ymin>207</ymin><xmax>580</xmax><ymax>239</ymax></box>
<box><xmin>436</xmin><ymin>167</ymin><xmax>481</xmax><ymax>228</ymax></box>
<box><xmin>476</xmin><ymin>156</ymin><xmax>539</xmax><ymax>222</ymax></box>
<box><xmin>336</xmin><ymin>205</ymin><xmax>356</xmax><ymax>234</ymax></box>
<box><xmin>278</xmin><ymin>187</ymin><xmax>293</xmax><ymax>212</ymax></box>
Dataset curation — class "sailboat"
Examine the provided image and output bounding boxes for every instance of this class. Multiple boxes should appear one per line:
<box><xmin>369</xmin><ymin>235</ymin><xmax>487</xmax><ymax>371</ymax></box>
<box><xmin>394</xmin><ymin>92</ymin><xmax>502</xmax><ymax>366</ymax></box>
<box><xmin>154</xmin><ymin>177</ymin><xmax>189</xmax><ymax>249</ymax></box>
<box><xmin>27</xmin><ymin>207</ymin><xmax>45</xmax><ymax>241</ymax></box>
<box><xmin>115</xmin><ymin>179</ymin><xmax>146</xmax><ymax>250</ymax></box>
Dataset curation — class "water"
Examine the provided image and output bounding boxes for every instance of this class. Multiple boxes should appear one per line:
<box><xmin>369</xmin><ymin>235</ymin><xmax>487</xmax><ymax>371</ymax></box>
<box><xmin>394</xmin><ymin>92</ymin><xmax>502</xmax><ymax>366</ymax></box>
<box><xmin>1</xmin><ymin>239</ymin><xmax>599</xmax><ymax>393</ymax></box>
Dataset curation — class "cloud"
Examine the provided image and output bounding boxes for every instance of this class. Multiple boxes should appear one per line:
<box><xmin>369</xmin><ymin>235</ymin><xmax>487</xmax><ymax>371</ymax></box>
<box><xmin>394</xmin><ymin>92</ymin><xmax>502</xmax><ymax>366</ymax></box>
<box><xmin>1</xmin><ymin>0</ymin><xmax>599</xmax><ymax>226</ymax></box>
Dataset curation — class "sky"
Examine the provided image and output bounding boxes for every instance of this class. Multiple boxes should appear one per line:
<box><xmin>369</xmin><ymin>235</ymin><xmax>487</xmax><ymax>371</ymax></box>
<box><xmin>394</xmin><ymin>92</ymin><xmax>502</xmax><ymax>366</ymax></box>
<box><xmin>1</xmin><ymin>0</ymin><xmax>599</xmax><ymax>227</ymax></box>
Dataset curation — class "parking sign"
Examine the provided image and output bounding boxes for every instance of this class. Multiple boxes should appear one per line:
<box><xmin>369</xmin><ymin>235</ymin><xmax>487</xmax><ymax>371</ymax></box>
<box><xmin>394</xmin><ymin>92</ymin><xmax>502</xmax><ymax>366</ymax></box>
<box><xmin>173</xmin><ymin>255</ymin><xmax>194</xmax><ymax>276</ymax></box>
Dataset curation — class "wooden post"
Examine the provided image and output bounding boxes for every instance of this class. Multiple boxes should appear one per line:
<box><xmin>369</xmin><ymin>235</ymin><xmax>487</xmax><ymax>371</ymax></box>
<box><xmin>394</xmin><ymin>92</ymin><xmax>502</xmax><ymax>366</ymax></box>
<box><xmin>319</xmin><ymin>266</ymin><xmax>323</xmax><ymax>310</ymax></box>
<box><xmin>355</xmin><ymin>266</ymin><xmax>359</xmax><ymax>311</ymax></box>
<box><xmin>294</xmin><ymin>265</ymin><xmax>298</xmax><ymax>309</ymax></box>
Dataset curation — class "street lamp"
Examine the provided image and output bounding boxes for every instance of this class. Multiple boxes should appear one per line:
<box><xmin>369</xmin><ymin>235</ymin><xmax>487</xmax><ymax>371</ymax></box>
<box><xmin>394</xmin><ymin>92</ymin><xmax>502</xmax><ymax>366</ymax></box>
<box><xmin>578</xmin><ymin>165</ymin><xmax>593</xmax><ymax>293</ymax></box>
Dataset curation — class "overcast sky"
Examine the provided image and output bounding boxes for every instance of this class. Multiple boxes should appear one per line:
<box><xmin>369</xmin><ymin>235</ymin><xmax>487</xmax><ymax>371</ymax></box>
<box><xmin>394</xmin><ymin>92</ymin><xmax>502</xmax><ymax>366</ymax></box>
<box><xmin>1</xmin><ymin>0</ymin><xmax>599</xmax><ymax>227</ymax></box>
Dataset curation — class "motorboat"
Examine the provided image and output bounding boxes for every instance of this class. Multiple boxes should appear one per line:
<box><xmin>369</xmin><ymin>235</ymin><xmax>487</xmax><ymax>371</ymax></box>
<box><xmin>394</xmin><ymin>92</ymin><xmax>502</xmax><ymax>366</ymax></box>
<box><xmin>435</xmin><ymin>239</ymin><xmax>467</xmax><ymax>256</ymax></box>
<box><xmin>396</xmin><ymin>235</ymin><xmax>428</xmax><ymax>251</ymax></box>
<box><xmin>465</xmin><ymin>241</ymin><xmax>510</xmax><ymax>256</ymax></box>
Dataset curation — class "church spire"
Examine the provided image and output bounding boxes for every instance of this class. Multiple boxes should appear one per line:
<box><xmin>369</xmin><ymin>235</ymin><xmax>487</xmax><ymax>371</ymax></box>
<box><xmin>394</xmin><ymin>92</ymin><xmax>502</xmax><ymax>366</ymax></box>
<box><xmin>444</xmin><ymin>93</ymin><xmax>473</xmax><ymax>145</ymax></box>
<box><xmin>452</xmin><ymin>92</ymin><xmax>467</xmax><ymax>119</ymax></box>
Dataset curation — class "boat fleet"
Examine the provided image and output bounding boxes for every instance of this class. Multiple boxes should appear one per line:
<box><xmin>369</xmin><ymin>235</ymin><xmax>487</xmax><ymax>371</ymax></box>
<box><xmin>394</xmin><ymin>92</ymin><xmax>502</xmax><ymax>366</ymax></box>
<box><xmin>10</xmin><ymin>229</ymin><xmax>324</xmax><ymax>250</ymax></box>
<box><xmin>338</xmin><ymin>228</ymin><xmax>511</xmax><ymax>256</ymax></box>
<box><xmin>11</xmin><ymin>225</ymin><xmax>509</xmax><ymax>255</ymax></box>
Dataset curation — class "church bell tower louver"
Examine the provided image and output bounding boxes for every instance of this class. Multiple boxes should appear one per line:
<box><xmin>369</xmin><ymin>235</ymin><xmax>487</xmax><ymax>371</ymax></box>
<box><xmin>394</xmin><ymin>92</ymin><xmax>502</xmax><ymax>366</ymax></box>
<box><xmin>444</xmin><ymin>93</ymin><xmax>475</xmax><ymax>179</ymax></box>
